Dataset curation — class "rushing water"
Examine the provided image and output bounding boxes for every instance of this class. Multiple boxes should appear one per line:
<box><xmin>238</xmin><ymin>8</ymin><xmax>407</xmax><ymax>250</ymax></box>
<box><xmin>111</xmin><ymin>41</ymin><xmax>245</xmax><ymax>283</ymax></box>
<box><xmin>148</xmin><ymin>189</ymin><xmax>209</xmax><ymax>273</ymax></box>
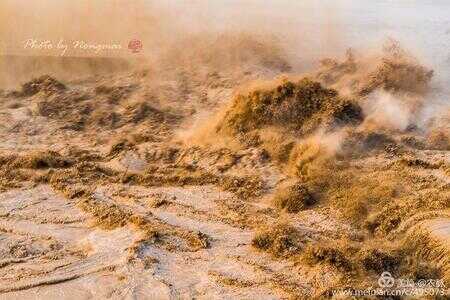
<box><xmin>2</xmin><ymin>1</ymin><xmax>449</xmax><ymax>93</ymax></box>
<box><xmin>175</xmin><ymin>0</ymin><xmax>450</xmax><ymax>88</ymax></box>
<box><xmin>336</xmin><ymin>0</ymin><xmax>450</xmax><ymax>84</ymax></box>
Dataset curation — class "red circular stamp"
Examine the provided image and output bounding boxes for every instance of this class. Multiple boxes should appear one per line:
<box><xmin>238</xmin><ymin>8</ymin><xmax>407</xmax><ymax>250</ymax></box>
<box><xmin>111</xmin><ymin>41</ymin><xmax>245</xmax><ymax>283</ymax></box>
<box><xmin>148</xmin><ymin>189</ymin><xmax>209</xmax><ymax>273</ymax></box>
<box><xmin>128</xmin><ymin>39</ymin><xmax>143</xmax><ymax>53</ymax></box>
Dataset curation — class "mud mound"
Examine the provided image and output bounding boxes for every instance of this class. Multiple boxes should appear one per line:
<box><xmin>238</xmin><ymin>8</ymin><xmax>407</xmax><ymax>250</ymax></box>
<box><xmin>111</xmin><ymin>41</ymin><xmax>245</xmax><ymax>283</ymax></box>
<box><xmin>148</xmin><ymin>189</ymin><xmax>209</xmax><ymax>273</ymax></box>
<box><xmin>216</xmin><ymin>78</ymin><xmax>362</xmax><ymax>137</ymax></box>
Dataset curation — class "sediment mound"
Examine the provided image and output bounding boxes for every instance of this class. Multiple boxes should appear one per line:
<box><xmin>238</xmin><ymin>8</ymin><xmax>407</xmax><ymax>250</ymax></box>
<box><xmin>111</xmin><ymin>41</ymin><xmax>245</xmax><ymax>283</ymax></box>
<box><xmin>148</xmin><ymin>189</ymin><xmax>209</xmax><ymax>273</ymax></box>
<box><xmin>216</xmin><ymin>78</ymin><xmax>362</xmax><ymax>137</ymax></box>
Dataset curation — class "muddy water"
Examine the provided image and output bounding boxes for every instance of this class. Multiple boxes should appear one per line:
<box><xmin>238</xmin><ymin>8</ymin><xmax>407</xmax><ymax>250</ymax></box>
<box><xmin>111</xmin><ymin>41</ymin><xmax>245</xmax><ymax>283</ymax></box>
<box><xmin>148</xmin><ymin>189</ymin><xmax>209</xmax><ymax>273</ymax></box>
<box><xmin>176</xmin><ymin>0</ymin><xmax>450</xmax><ymax>85</ymax></box>
<box><xmin>2</xmin><ymin>1</ymin><xmax>449</xmax><ymax>89</ymax></box>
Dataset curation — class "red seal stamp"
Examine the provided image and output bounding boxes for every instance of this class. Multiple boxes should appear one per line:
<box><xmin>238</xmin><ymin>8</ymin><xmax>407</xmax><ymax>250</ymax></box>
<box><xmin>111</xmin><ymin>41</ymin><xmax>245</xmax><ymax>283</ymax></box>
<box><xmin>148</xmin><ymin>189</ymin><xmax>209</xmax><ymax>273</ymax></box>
<box><xmin>128</xmin><ymin>39</ymin><xmax>143</xmax><ymax>53</ymax></box>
